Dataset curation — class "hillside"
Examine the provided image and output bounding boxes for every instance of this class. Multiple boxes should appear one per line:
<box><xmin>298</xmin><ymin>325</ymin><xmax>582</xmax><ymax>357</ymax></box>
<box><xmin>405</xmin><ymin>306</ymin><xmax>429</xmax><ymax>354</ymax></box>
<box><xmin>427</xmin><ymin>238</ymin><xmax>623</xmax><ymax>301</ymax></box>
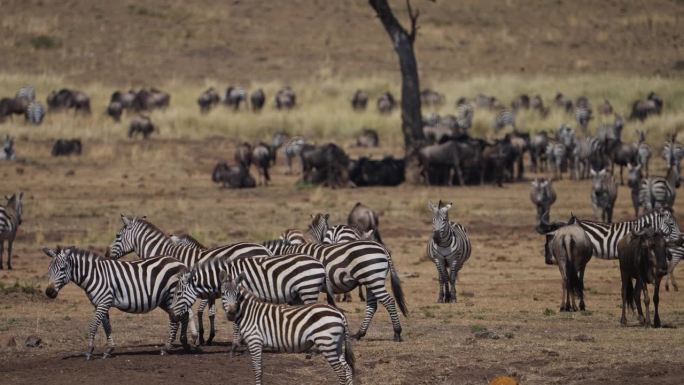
<box><xmin>1</xmin><ymin>0</ymin><xmax>683</xmax><ymax>84</ymax></box>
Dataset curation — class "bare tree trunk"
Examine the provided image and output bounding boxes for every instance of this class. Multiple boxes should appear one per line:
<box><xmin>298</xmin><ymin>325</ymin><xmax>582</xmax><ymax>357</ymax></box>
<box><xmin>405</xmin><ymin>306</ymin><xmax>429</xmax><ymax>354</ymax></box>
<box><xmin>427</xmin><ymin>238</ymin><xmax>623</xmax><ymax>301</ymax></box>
<box><xmin>369</xmin><ymin>0</ymin><xmax>425</xmax><ymax>152</ymax></box>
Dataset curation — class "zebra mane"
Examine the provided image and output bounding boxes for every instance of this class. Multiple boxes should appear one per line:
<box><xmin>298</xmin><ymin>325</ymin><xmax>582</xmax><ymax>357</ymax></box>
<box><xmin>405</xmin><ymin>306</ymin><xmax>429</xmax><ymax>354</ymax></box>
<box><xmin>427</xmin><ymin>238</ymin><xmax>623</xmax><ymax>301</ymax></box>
<box><xmin>133</xmin><ymin>217</ymin><xmax>169</xmax><ymax>238</ymax></box>
<box><xmin>60</xmin><ymin>246</ymin><xmax>104</xmax><ymax>262</ymax></box>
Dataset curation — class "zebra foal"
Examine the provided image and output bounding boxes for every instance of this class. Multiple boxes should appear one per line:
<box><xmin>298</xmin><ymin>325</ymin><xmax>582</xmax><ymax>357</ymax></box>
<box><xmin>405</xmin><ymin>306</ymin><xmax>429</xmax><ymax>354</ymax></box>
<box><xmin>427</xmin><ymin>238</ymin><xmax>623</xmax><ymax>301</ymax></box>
<box><xmin>220</xmin><ymin>272</ymin><xmax>354</xmax><ymax>385</ymax></box>
<box><xmin>0</xmin><ymin>192</ymin><xmax>23</xmax><ymax>270</ymax></box>
<box><xmin>427</xmin><ymin>201</ymin><xmax>472</xmax><ymax>303</ymax></box>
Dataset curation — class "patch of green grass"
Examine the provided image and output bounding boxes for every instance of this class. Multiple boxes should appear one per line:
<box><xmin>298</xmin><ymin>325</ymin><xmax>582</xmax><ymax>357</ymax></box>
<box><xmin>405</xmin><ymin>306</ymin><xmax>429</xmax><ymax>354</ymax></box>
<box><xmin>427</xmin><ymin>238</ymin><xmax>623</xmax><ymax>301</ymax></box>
<box><xmin>543</xmin><ymin>308</ymin><xmax>556</xmax><ymax>316</ymax></box>
<box><xmin>470</xmin><ymin>324</ymin><xmax>486</xmax><ymax>333</ymax></box>
<box><xmin>30</xmin><ymin>35</ymin><xmax>59</xmax><ymax>50</ymax></box>
<box><xmin>0</xmin><ymin>280</ymin><xmax>41</xmax><ymax>296</ymax></box>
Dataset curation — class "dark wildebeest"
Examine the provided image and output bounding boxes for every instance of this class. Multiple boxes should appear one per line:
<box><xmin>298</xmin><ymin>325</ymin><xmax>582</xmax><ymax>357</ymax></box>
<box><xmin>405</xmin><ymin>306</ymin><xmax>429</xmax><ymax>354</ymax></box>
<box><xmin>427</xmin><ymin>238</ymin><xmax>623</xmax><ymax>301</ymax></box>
<box><xmin>197</xmin><ymin>87</ymin><xmax>220</xmax><ymax>113</ymax></box>
<box><xmin>1</xmin><ymin>135</ymin><xmax>15</xmax><ymax>160</ymax></box>
<box><xmin>275</xmin><ymin>87</ymin><xmax>296</xmax><ymax>110</ymax></box>
<box><xmin>529</xmin><ymin>131</ymin><xmax>549</xmax><ymax>173</ymax></box>
<box><xmin>420</xmin><ymin>88</ymin><xmax>445</xmax><ymax>107</ymax></box>
<box><xmin>603</xmin><ymin>117</ymin><xmax>636</xmax><ymax>185</ymax></box>
<box><xmin>530</xmin><ymin>177</ymin><xmax>556</xmax><ymax>223</ymax></box>
<box><xmin>212</xmin><ymin>161</ymin><xmax>256</xmax><ymax>188</ymax></box>
<box><xmin>627</xmin><ymin>163</ymin><xmax>643</xmax><ymax>217</ymax></box>
<box><xmin>530</xmin><ymin>95</ymin><xmax>549</xmax><ymax>117</ymax></box>
<box><xmin>348</xmin><ymin>202</ymin><xmax>383</xmax><ymax>244</ymax></box>
<box><xmin>234</xmin><ymin>142</ymin><xmax>253</xmax><ymax>168</ymax></box>
<box><xmin>417</xmin><ymin>140</ymin><xmax>465</xmax><ymax>186</ymax></box>
<box><xmin>553</xmin><ymin>92</ymin><xmax>574</xmax><ymax>113</ymax></box>
<box><xmin>618</xmin><ymin>227</ymin><xmax>681</xmax><ymax>327</ymax></box>
<box><xmin>351</xmin><ymin>89</ymin><xmax>368</xmax><ymax>111</ymax></box>
<box><xmin>47</xmin><ymin>89</ymin><xmax>91</xmax><ymax>114</ymax></box>
<box><xmin>376</xmin><ymin>92</ymin><xmax>396</xmax><ymax>114</ymax></box>
<box><xmin>348</xmin><ymin>156</ymin><xmax>405</xmax><ymax>187</ymax></box>
<box><xmin>128</xmin><ymin>116</ymin><xmax>156</xmax><ymax>139</ymax></box>
<box><xmin>590</xmin><ymin>168</ymin><xmax>618</xmax><ymax>223</ymax></box>
<box><xmin>510</xmin><ymin>94</ymin><xmax>530</xmax><ymax>111</ymax></box>
<box><xmin>51</xmin><ymin>139</ymin><xmax>82</xmax><ymax>156</ymax></box>
<box><xmin>301</xmin><ymin>143</ymin><xmax>350</xmax><ymax>188</ymax></box>
<box><xmin>598</xmin><ymin>99</ymin><xmax>613</xmax><ymax>116</ymax></box>
<box><xmin>250</xmin><ymin>89</ymin><xmax>265</xmax><ymax>112</ymax></box>
<box><xmin>539</xmin><ymin>221</ymin><xmax>593</xmax><ymax>311</ymax></box>
<box><xmin>133</xmin><ymin>88</ymin><xmax>170</xmax><ymax>112</ymax></box>
<box><xmin>356</xmin><ymin>128</ymin><xmax>379</xmax><ymax>147</ymax></box>
<box><xmin>224</xmin><ymin>87</ymin><xmax>247</xmax><ymax>110</ymax></box>
<box><xmin>107</xmin><ymin>90</ymin><xmax>135</xmax><ymax>122</ymax></box>
<box><xmin>251</xmin><ymin>142</ymin><xmax>272</xmax><ymax>186</ymax></box>
<box><xmin>107</xmin><ymin>101</ymin><xmax>123</xmax><ymax>122</ymax></box>
<box><xmin>0</xmin><ymin>97</ymin><xmax>28</xmax><ymax>121</ymax></box>
<box><xmin>629</xmin><ymin>92</ymin><xmax>663</xmax><ymax>122</ymax></box>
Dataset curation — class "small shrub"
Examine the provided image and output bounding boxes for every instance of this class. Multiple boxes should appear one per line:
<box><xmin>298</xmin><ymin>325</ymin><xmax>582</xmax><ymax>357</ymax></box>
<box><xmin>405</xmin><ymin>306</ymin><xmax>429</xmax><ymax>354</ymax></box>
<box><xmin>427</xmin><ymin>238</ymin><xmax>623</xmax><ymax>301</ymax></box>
<box><xmin>543</xmin><ymin>308</ymin><xmax>555</xmax><ymax>316</ymax></box>
<box><xmin>30</xmin><ymin>35</ymin><xmax>59</xmax><ymax>49</ymax></box>
<box><xmin>470</xmin><ymin>324</ymin><xmax>486</xmax><ymax>333</ymax></box>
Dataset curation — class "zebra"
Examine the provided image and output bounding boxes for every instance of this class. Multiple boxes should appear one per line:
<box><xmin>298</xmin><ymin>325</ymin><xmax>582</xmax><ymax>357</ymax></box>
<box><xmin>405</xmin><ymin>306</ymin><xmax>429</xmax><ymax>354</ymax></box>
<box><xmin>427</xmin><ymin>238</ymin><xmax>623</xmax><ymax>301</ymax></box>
<box><xmin>15</xmin><ymin>85</ymin><xmax>35</xmax><ymax>102</ymax></box>
<box><xmin>170</xmin><ymin>233</ymin><xmax>206</xmax><ymax>249</ymax></box>
<box><xmin>590</xmin><ymin>168</ymin><xmax>618</xmax><ymax>223</ymax></box>
<box><xmin>573</xmin><ymin>136</ymin><xmax>602</xmax><ymax>180</ymax></box>
<box><xmin>0</xmin><ymin>192</ymin><xmax>23</xmax><ymax>270</ymax></box>
<box><xmin>455</xmin><ymin>102</ymin><xmax>474</xmax><ymax>132</ymax></box>
<box><xmin>574</xmin><ymin>96</ymin><xmax>592</xmax><ymax>133</ymax></box>
<box><xmin>572</xmin><ymin>208</ymin><xmax>682</xmax><ymax>260</ymax></box>
<box><xmin>638</xmin><ymin>166</ymin><xmax>679</xmax><ymax>213</ymax></box>
<box><xmin>43</xmin><ymin>246</ymin><xmax>193</xmax><ymax>359</ymax></box>
<box><xmin>324</xmin><ymin>225</ymin><xmax>373</xmax><ymax>244</ymax></box>
<box><xmin>283</xmin><ymin>137</ymin><xmax>308</xmax><ymax>175</ymax></box>
<box><xmin>264</xmin><ymin>236</ymin><xmax>407</xmax><ymax>341</ymax></box>
<box><xmin>636</xmin><ymin>130</ymin><xmax>652</xmax><ymax>177</ymax></box>
<box><xmin>493</xmin><ymin>109</ymin><xmax>516</xmax><ymax>131</ymax></box>
<box><xmin>662</xmin><ymin>137</ymin><xmax>684</xmax><ymax>175</ymax></box>
<box><xmin>427</xmin><ymin>201</ymin><xmax>472</xmax><ymax>303</ymax></box>
<box><xmin>665</xmin><ymin>245</ymin><xmax>684</xmax><ymax>292</ymax></box>
<box><xmin>219</xmin><ymin>272</ymin><xmax>354</xmax><ymax>385</ymax></box>
<box><xmin>1</xmin><ymin>135</ymin><xmax>15</xmax><ymax>160</ymax></box>
<box><xmin>530</xmin><ymin>177</ymin><xmax>556</xmax><ymax>223</ymax></box>
<box><xmin>25</xmin><ymin>101</ymin><xmax>45</xmax><ymax>125</ymax></box>
<box><xmin>106</xmin><ymin>215</ymin><xmax>272</xmax><ymax>345</ymax></box>
<box><xmin>546</xmin><ymin>141</ymin><xmax>567</xmax><ymax>180</ymax></box>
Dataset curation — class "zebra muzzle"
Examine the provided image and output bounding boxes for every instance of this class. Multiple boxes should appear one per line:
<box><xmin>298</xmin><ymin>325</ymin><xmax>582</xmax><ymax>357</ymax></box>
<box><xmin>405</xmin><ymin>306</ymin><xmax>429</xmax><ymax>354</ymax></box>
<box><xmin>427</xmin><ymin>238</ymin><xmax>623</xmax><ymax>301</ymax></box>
<box><xmin>45</xmin><ymin>286</ymin><xmax>58</xmax><ymax>299</ymax></box>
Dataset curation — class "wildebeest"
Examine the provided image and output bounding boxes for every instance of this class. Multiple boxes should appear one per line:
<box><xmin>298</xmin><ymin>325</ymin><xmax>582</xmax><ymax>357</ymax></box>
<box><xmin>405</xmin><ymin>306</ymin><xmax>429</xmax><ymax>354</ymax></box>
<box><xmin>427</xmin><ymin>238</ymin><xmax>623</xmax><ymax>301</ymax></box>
<box><xmin>351</xmin><ymin>89</ymin><xmax>368</xmax><ymax>111</ymax></box>
<box><xmin>270</xmin><ymin>131</ymin><xmax>289</xmax><ymax>164</ymax></box>
<box><xmin>529</xmin><ymin>131</ymin><xmax>549</xmax><ymax>173</ymax></box>
<box><xmin>629</xmin><ymin>92</ymin><xmax>663</xmax><ymax>121</ymax></box>
<box><xmin>510</xmin><ymin>94</ymin><xmax>530</xmax><ymax>111</ymax></box>
<box><xmin>212</xmin><ymin>161</ymin><xmax>256</xmax><ymax>188</ymax></box>
<box><xmin>251</xmin><ymin>142</ymin><xmax>272</xmax><ymax>186</ymax></box>
<box><xmin>132</xmin><ymin>88</ymin><xmax>170</xmax><ymax>112</ymax></box>
<box><xmin>627</xmin><ymin>163</ymin><xmax>643</xmax><ymax>217</ymax></box>
<box><xmin>46</xmin><ymin>89</ymin><xmax>91</xmax><ymax>114</ymax></box>
<box><xmin>128</xmin><ymin>116</ymin><xmax>156</xmax><ymax>139</ymax></box>
<box><xmin>474</xmin><ymin>94</ymin><xmax>503</xmax><ymax>110</ymax></box>
<box><xmin>348</xmin><ymin>202</ymin><xmax>383</xmax><ymax>244</ymax></box>
<box><xmin>275</xmin><ymin>87</ymin><xmax>296</xmax><ymax>110</ymax></box>
<box><xmin>107</xmin><ymin>101</ymin><xmax>123</xmax><ymax>122</ymax></box>
<box><xmin>1</xmin><ymin>135</ymin><xmax>15</xmax><ymax>160</ymax></box>
<box><xmin>300</xmin><ymin>143</ymin><xmax>350</xmax><ymax>188</ymax></box>
<box><xmin>356</xmin><ymin>128</ymin><xmax>379</xmax><ymax>147</ymax></box>
<box><xmin>0</xmin><ymin>97</ymin><xmax>28</xmax><ymax>122</ymax></box>
<box><xmin>197</xmin><ymin>87</ymin><xmax>220</xmax><ymax>113</ymax></box>
<box><xmin>618</xmin><ymin>227</ymin><xmax>678</xmax><ymax>327</ymax></box>
<box><xmin>234</xmin><ymin>142</ymin><xmax>253</xmax><ymax>168</ymax></box>
<box><xmin>224</xmin><ymin>87</ymin><xmax>247</xmax><ymax>110</ymax></box>
<box><xmin>107</xmin><ymin>90</ymin><xmax>135</xmax><ymax>121</ymax></box>
<box><xmin>348</xmin><ymin>156</ymin><xmax>405</xmax><ymax>187</ymax></box>
<box><xmin>420</xmin><ymin>88</ymin><xmax>445</xmax><ymax>107</ymax></box>
<box><xmin>250</xmin><ymin>89</ymin><xmax>265</xmax><ymax>112</ymax></box>
<box><xmin>540</xmin><ymin>222</ymin><xmax>593</xmax><ymax>312</ymax></box>
<box><xmin>376</xmin><ymin>92</ymin><xmax>396</xmax><ymax>114</ymax></box>
<box><xmin>530</xmin><ymin>177</ymin><xmax>556</xmax><ymax>223</ymax></box>
<box><xmin>553</xmin><ymin>92</ymin><xmax>574</xmax><ymax>113</ymax></box>
<box><xmin>590</xmin><ymin>168</ymin><xmax>618</xmax><ymax>223</ymax></box>
<box><xmin>51</xmin><ymin>139</ymin><xmax>82</xmax><ymax>156</ymax></box>
<box><xmin>598</xmin><ymin>99</ymin><xmax>613</xmax><ymax>116</ymax></box>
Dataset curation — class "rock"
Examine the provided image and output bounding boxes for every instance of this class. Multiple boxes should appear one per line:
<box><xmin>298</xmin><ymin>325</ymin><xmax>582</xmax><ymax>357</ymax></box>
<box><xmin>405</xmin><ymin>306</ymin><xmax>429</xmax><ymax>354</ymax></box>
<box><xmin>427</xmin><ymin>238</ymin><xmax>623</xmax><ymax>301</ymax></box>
<box><xmin>572</xmin><ymin>334</ymin><xmax>595</xmax><ymax>342</ymax></box>
<box><xmin>474</xmin><ymin>330</ymin><xmax>500</xmax><ymax>340</ymax></box>
<box><xmin>5</xmin><ymin>336</ymin><xmax>17</xmax><ymax>347</ymax></box>
<box><xmin>25</xmin><ymin>335</ymin><xmax>41</xmax><ymax>347</ymax></box>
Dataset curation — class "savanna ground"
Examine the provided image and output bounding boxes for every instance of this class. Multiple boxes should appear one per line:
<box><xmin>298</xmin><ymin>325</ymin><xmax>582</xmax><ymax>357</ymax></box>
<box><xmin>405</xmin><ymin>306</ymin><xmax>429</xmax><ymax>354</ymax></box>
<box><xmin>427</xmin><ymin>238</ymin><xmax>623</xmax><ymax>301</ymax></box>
<box><xmin>2</xmin><ymin>0</ymin><xmax>684</xmax><ymax>384</ymax></box>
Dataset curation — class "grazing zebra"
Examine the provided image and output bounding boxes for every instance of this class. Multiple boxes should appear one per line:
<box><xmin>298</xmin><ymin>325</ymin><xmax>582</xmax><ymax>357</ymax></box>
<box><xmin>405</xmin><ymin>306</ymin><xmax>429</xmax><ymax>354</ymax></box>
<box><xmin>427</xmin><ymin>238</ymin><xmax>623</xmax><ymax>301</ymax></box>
<box><xmin>636</xmin><ymin>130</ymin><xmax>652</xmax><ymax>177</ymax></box>
<box><xmin>219</xmin><ymin>273</ymin><xmax>354</xmax><ymax>385</ymax></box>
<box><xmin>106</xmin><ymin>215</ymin><xmax>272</xmax><ymax>345</ymax></box>
<box><xmin>264</xmin><ymin>237</ymin><xmax>407</xmax><ymax>341</ymax></box>
<box><xmin>638</xmin><ymin>166</ymin><xmax>679</xmax><ymax>213</ymax></box>
<box><xmin>1</xmin><ymin>135</ymin><xmax>15</xmax><ymax>160</ymax></box>
<box><xmin>25</xmin><ymin>101</ymin><xmax>45</xmax><ymax>125</ymax></box>
<box><xmin>662</xmin><ymin>137</ymin><xmax>684</xmax><ymax>175</ymax></box>
<box><xmin>572</xmin><ymin>208</ymin><xmax>682</xmax><ymax>260</ymax></box>
<box><xmin>0</xmin><ymin>192</ymin><xmax>23</xmax><ymax>270</ymax></box>
<box><xmin>427</xmin><ymin>201</ymin><xmax>472</xmax><ymax>303</ymax></box>
<box><xmin>43</xmin><ymin>246</ymin><xmax>192</xmax><ymax>359</ymax></box>
<box><xmin>15</xmin><ymin>85</ymin><xmax>35</xmax><ymax>102</ymax></box>
<box><xmin>493</xmin><ymin>109</ymin><xmax>516</xmax><ymax>131</ymax></box>
<box><xmin>590</xmin><ymin>168</ymin><xmax>618</xmax><ymax>223</ymax></box>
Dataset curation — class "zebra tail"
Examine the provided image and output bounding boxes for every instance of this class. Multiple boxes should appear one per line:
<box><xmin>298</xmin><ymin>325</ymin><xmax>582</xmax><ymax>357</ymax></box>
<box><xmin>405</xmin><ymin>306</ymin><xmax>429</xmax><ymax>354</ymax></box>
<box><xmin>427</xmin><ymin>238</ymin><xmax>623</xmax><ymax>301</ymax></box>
<box><xmin>387</xmin><ymin>252</ymin><xmax>409</xmax><ymax>317</ymax></box>
<box><xmin>342</xmin><ymin>317</ymin><xmax>355</xmax><ymax>375</ymax></box>
<box><xmin>623</xmin><ymin>276</ymin><xmax>636</xmax><ymax>311</ymax></box>
<box><xmin>564</xmin><ymin>238</ymin><xmax>583</xmax><ymax>299</ymax></box>
<box><xmin>324</xmin><ymin>276</ymin><xmax>337</xmax><ymax>307</ymax></box>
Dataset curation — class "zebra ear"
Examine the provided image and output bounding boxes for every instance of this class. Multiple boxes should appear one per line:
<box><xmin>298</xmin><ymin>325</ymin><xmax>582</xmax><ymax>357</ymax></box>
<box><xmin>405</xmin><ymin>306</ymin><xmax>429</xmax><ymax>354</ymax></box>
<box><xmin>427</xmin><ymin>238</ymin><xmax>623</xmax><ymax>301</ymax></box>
<box><xmin>120</xmin><ymin>214</ymin><xmax>130</xmax><ymax>226</ymax></box>
<box><xmin>444</xmin><ymin>202</ymin><xmax>453</xmax><ymax>211</ymax></box>
<box><xmin>235</xmin><ymin>272</ymin><xmax>247</xmax><ymax>286</ymax></box>
<box><xmin>42</xmin><ymin>247</ymin><xmax>57</xmax><ymax>258</ymax></box>
<box><xmin>590</xmin><ymin>169</ymin><xmax>597</xmax><ymax>177</ymax></box>
<box><xmin>17</xmin><ymin>192</ymin><xmax>23</xmax><ymax>202</ymax></box>
<box><xmin>361</xmin><ymin>229</ymin><xmax>374</xmax><ymax>240</ymax></box>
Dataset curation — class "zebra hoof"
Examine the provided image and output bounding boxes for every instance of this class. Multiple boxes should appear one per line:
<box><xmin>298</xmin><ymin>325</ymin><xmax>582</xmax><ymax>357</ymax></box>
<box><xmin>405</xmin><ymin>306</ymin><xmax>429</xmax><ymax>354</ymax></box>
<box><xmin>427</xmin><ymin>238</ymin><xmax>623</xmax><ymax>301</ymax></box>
<box><xmin>393</xmin><ymin>333</ymin><xmax>403</xmax><ymax>342</ymax></box>
<box><xmin>352</xmin><ymin>332</ymin><xmax>365</xmax><ymax>341</ymax></box>
<box><xmin>85</xmin><ymin>353</ymin><xmax>93</xmax><ymax>361</ymax></box>
<box><xmin>102</xmin><ymin>352</ymin><xmax>112</xmax><ymax>359</ymax></box>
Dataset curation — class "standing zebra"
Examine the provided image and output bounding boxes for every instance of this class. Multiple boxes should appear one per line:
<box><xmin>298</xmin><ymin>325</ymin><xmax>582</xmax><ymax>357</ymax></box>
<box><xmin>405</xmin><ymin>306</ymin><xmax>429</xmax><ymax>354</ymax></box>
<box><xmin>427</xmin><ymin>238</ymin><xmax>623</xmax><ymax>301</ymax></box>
<box><xmin>636</xmin><ymin>130</ymin><xmax>652</xmax><ymax>177</ymax></box>
<box><xmin>219</xmin><ymin>273</ymin><xmax>354</xmax><ymax>385</ymax></box>
<box><xmin>493</xmin><ymin>109</ymin><xmax>516</xmax><ymax>131</ymax></box>
<box><xmin>106</xmin><ymin>215</ymin><xmax>273</xmax><ymax>345</ymax></box>
<box><xmin>572</xmin><ymin>208</ymin><xmax>681</xmax><ymax>260</ymax></box>
<box><xmin>590</xmin><ymin>168</ymin><xmax>618</xmax><ymax>223</ymax></box>
<box><xmin>638</xmin><ymin>166</ymin><xmax>679</xmax><ymax>213</ymax></box>
<box><xmin>25</xmin><ymin>101</ymin><xmax>45</xmax><ymax>125</ymax></box>
<box><xmin>264</xmin><ymin>238</ymin><xmax>407</xmax><ymax>341</ymax></box>
<box><xmin>546</xmin><ymin>141</ymin><xmax>567</xmax><ymax>180</ymax></box>
<box><xmin>283</xmin><ymin>137</ymin><xmax>308</xmax><ymax>175</ymax></box>
<box><xmin>530</xmin><ymin>178</ymin><xmax>556</xmax><ymax>223</ymax></box>
<box><xmin>0</xmin><ymin>192</ymin><xmax>23</xmax><ymax>270</ymax></box>
<box><xmin>574</xmin><ymin>97</ymin><xmax>592</xmax><ymax>134</ymax></box>
<box><xmin>43</xmin><ymin>246</ymin><xmax>192</xmax><ymax>359</ymax></box>
<box><xmin>662</xmin><ymin>136</ymin><xmax>684</xmax><ymax>175</ymax></box>
<box><xmin>1</xmin><ymin>135</ymin><xmax>15</xmax><ymax>160</ymax></box>
<box><xmin>427</xmin><ymin>201</ymin><xmax>472</xmax><ymax>303</ymax></box>
<box><xmin>665</xmin><ymin>245</ymin><xmax>684</xmax><ymax>292</ymax></box>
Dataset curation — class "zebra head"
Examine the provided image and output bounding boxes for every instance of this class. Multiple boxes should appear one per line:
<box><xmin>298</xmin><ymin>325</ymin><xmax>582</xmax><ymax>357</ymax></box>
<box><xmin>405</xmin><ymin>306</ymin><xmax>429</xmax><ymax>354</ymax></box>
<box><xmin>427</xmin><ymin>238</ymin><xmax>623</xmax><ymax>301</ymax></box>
<box><xmin>530</xmin><ymin>178</ymin><xmax>552</xmax><ymax>205</ymax></box>
<box><xmin>626</xmin><ymin>163</ymin><xmax>642</xmax><ymax>189</ymax></box>
<box><xmin>43</xmin><ymin>246</ymin><xmax>73</xmax><ymax>299</ymax></box>
<box><xmin>219</xmin><ymin>270</ymin><xmax>247</xmax><ymax>321</ymax></box>
<box><xmin>106</xmin><ymin>214</ymin><xmax>142</xmax><ymax>259</ymax></box>
<box><xmin>428</xmin><ymin>200</ymin><xmax>452</xmax><ymax>242</ymax></box>
<box><xmin>655</xmin><ymin>209</ymin><xmax>682</xmax><ymax>241</ymax></box>
<box><xmin>590</xmin><ymin>168</ymin><xmax>611</xmax><ymax>194</ymax></box>
<box><xmin>308</xmin><ymin>213</ymin><xmax>330</xmax><ymax>243</ymax></box>
<box><xmin>170</xmin><ymin>270</ymin><xmax>198</xmax><ymax>322</ymax></box>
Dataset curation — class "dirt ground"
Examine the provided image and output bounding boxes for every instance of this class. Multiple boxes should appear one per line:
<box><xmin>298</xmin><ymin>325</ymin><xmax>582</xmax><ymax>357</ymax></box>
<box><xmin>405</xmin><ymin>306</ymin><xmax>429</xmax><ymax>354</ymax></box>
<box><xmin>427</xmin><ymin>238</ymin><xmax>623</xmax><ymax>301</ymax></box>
<box><xmin>0</xmin><ymin>138</ymin><xmax>683</xmax><ymax>385</ymax></box>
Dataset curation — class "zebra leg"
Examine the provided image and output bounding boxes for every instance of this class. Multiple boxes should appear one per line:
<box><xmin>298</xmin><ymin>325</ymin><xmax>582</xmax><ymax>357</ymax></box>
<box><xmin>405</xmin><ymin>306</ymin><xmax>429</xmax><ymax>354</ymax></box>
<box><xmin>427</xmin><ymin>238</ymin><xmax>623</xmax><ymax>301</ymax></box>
<box><xmin>353</xmin><ymin>290</ymin><xmax>377</xmax><ymax>340</ymax></box>
<box><xmin>448</xmin><ymin>262</ymin><xmax>459</xmax><ymax>304</ymax></box>
<box><xmin>372</xmin><ymin>287</ymin><xmax>403</xmax><ymax>341</ymax></box>
<box><xmin>207</xmin><ymin>298</ymin><xmax>216</xmax><ymax>345</ymax></box>
<box><xmin>86</xmin><ymin>305</ymin><xmax>109</xmax><ymax>360</ymax></box>
<box><xmin>162</xmin><ymin>314</ymin><xmax>180</xmax><ymax>355</ymax></box>
<box><xmin>358</xmin><ymin>286</ymin><xmax>365</xmax><ymax>301</ymax></box>
<box><xmin>433</xmin><ymin>258</ymin><xmax>447</xmax><ymax>303</ymax></box>
<box><xmin>246</xmin><ymin>336</ymin><xmax>265</xmax><ymax>385</ymax></box>
<box><xmin>230</xmin><ymin>322</ymin><xmax>243</xmax><ymax>357</ymax></box>
<box><xmin>101</xmin><ymin>313</ymin><xmax>115</xmax><ymax>359</ymax></box>
<box><xmin>318</xmin><ymin>337</ymin><xmax>353</xmax><ymax>385</ymax></box>
<box><xmin>197</xmin><ymin>299</ymin><xmax>207</xmax><ymax>345</ymax></box>
<box><xmin>579</xmin><ymin>267</ymin><xmax>586</xmax><ymax>311</ymax></box>
<box><xmin>6</xmin><ymin>239</ymin><xmax>12</xmax><ymax>270</ymax></box>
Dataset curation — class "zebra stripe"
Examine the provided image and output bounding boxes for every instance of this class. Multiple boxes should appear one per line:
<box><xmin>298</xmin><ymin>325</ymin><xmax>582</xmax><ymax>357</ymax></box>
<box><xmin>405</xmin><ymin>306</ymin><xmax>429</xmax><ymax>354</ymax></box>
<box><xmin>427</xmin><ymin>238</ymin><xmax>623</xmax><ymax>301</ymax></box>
<box><xmin>280</xmin><ymin>228</ymin><xmax>306</xmax><ymax>244</ymax></box>
<box><xmin>455</xmin><ymin>102</ymin><xmax>474</xmax><ymax>131</ymax></box>
<box><xmin>662</xmin><ymin>140</ymin><xmax>684</xmax><ymax>174</ymax></box>
<box><xmin>25</xmin><ymin>101</ymin><xmax>45</xmax><ymax>125</ymax></box>
<box><xmin>323</xmin><ymin>224</ymin><xmax>371</xmax><ymax>244</ymax></box>
<box><xmin>427</xmin><ymin>201</ymin><xmax>472</xmax><ymax>303</ymax></box>
<box><xmin>493</xmin><ymin>109</ymin><xmax>516</xmax><ymax>131</ymax></box>
<box><xmin>0</xmin><ymin>192</ymin><xmax>23</xmax><ymax>270</ymax></box>
<box><xmin>574</xmin><ymin>209</ymin><xmax>681</xmax><ymax>260</ymax></box>
<box><xmin>264</xmin><ymin>240</ymin><xmax>407</xmax><ymax>341</ymax></box>
<box><xmin>665</xmin><ymin>245</ymin><xmax>684</xmax><ymax>291</ymax></box>
<box><xmin>639</xmin><ymin>176</ymin><xmax>676</xmax><ymax>212</ymax></box>
<box><xmin>575</xmin><ymin>106</ymin><xmax>592</xmax><ymax>129</ymax></box>
<box><xmin>15</xmin><ymin>85</ymin><xmax>35</xmax><ymax>102</ymax></box>
<box><xmin>44</xmin><ymin>247</ymin><xmax>192</xmax><ymax>358</ymax></box>
<box><xmin>220</xmin><ymin>275</ymin><xmax>354</xmax><ymax>385</ymax></box>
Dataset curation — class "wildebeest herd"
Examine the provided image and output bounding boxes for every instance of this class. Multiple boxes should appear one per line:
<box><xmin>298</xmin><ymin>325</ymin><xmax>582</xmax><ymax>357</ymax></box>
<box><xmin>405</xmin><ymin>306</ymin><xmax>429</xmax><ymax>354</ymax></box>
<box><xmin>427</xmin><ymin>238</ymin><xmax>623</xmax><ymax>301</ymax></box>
<box><xmin>1</xmin><ymin>82</ymin><xmax>684</xmax><ymax>385</ymax></box>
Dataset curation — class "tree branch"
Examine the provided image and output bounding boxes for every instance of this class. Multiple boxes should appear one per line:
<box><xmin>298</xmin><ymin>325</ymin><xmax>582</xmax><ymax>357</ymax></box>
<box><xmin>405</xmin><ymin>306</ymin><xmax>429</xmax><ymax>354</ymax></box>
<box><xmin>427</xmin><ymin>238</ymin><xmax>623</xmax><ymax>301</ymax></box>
<box><xmin>406</xmin><ymin>0</ymin><xmax>420</xmax><ymax>44</ymax></box>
